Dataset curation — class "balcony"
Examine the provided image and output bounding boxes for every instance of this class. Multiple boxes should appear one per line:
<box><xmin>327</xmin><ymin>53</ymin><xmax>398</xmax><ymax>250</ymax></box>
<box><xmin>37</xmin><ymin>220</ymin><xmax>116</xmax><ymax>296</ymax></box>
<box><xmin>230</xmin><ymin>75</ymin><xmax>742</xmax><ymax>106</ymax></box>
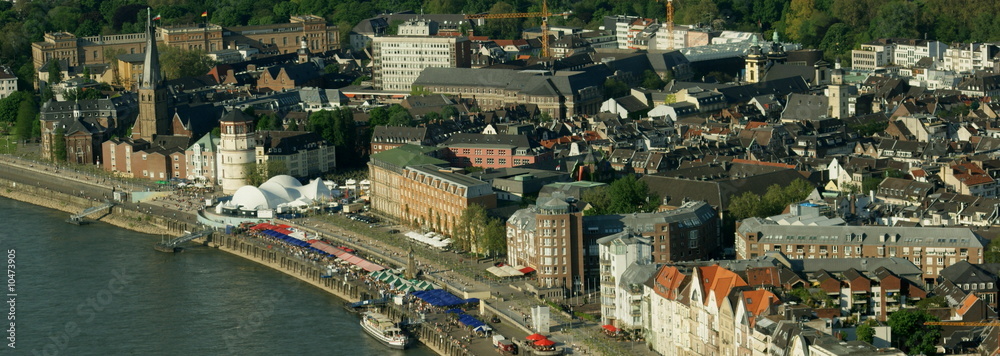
<box><xmin>853</xmin><ymin>298</ymin><xmax>869</xmax><ymax>304</ymax></box>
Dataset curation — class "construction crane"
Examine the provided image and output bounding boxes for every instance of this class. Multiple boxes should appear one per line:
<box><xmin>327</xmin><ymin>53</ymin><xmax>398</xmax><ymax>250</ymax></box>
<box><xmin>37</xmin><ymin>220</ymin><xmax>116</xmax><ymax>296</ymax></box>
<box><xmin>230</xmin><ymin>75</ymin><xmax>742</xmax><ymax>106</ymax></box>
<box><xmin>659</xmin><ymin>0</ymin><xmax>675</xmax><ymax>50</ymax></box>
<box><xmin>465</xmin><ymin>0</ymin><xmax>569</xmax><ymax>58</ymax></box>
<box><xmin>924</xmin><ymin>321</ymin><xmax>1000</xmax><ymax>327</ymax></box>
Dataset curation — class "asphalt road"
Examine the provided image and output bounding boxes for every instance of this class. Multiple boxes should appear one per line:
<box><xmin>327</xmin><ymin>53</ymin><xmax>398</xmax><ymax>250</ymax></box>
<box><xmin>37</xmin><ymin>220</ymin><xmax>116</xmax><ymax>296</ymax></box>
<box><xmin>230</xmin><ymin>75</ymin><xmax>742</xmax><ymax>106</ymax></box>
<box><xmin>0</xmin><ymin>156</ymin><xmax>199</xmax><ymax>226</ymax></box>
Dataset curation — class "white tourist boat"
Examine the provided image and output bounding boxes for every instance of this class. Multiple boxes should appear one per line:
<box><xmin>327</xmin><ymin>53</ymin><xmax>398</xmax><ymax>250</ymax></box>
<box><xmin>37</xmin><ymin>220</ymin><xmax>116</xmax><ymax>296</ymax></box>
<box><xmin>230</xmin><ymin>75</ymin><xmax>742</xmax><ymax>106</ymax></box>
<box><xmin>360</xmin><ymin>311</ymin><xmax>408</xmax><ymax>349</ymax></box>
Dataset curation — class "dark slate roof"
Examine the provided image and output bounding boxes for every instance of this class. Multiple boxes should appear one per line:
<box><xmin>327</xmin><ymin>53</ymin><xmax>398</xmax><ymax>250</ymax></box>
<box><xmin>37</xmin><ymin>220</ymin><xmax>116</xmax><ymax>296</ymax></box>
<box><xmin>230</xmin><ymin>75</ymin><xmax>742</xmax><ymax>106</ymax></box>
<box><xmin>718</xmin><ymin>77</ymin><xmax>810</xmax><ymax>105</ymax></box>
<box><xmin>782</xmin><ymin>93</ymin><xmax>830</xmax><ymax>121</ymax></box>
<box><xmin>763</xmin><ymin>63</ymin><xmax>816</xmax><ymax>83</ymax></box>
<box><xmin>939</xmin><ymin>261</ymin><xmax>998</xmax><ymax>287</ymax></box>
<box><xmin>254</xmin><ymin>130</ymin><xmax>328</xmax><ymax>154</ymax></box>
<box><xmin>371</xmin><ymin>126</ymin><xmax>430</xmax><ymax>144</ymax></box>
<box><xmin>646</xmin><ymin>51</ymin><xmax>690</xmax><ymax>71</ymax></box>
<box><xmin>152</xmin><ymin>135</ymin><xmax>193</xmax><ymax>151</ymax></box>
<box><xmin>219</xmin><ymin>109</ymin><xmax>254</xmax><ymax>123</ymax></box>
<box><xmin>265</xmin><ymin>62</ymin><xmax>320</xmax><ymax>82</ymax></box>
<box><xmin>116</xmin><ymin>53</ymin><xmax>145</xmax><ymax>63</ymax></box>
<box><xmin>165</xmin><ymin>75</ymin><xmax>217</xmax><ymax>92</ymax></box>
<box><xmin>641</xmin><ymin>168</ymin><xmax>809</xmax><ymax>209</ymax></box>
<box><xmin>173</xmin><ymin>103</ymin><xmax>225</xmax><ymax>137</ymax></box>
<box><xmin>616</xmin><ymin>96</ymin><xmax>649</xmax><ymax>112</ymax></box>
<box><xmin>443</xmin><ymin>133</ymin><xmax>540</xmax><ymax>148</ymax></box>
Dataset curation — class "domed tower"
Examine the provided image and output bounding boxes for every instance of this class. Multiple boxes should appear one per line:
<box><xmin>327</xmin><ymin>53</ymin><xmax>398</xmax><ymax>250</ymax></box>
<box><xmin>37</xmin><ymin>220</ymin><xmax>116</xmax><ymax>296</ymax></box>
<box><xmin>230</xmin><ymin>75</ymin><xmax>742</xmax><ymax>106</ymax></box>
<box><xmin>133</xmin><ymin>11</ymin><xmax>169</xmax><ymax>142</ymax></box>
<box><xmin>745</xmin><ymin>45</ymin><xmax>766</xmax><ymax>84</ymax></box>
<box><xmin>218</xmin><ymin>110</ymin><xmax>256</xmax><ymax>194</ymax></box>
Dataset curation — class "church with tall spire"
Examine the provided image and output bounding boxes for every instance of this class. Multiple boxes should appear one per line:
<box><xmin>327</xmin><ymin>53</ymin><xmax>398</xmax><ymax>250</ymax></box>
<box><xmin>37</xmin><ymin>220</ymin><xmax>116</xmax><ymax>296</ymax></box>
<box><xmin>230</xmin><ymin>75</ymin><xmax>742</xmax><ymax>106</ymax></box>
<box><xmin>133</xmin><ymin>9</ymin><xmax>169</xmax><ymax>142</ymax></box>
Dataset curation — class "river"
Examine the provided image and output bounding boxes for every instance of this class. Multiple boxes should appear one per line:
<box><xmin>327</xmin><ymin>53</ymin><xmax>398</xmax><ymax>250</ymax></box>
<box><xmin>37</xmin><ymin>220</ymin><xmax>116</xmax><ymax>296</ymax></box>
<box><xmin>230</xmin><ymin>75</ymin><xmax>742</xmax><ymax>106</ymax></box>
<box><xmin>0</xmin><ymin>197</ymin><xmax>436</xmax><ymax>356</ymax></box>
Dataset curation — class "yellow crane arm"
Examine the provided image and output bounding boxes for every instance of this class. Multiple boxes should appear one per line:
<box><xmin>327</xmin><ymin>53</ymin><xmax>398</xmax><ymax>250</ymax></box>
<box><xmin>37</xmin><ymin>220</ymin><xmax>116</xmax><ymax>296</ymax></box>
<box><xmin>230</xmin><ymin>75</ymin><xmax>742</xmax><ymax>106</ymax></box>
<box><xmin>465</xmin><ymin>12</ymin><xmax>546</xmax><ymax>20</ymax></box>
<box><xmin>924</xmin><ymin>321</ymin><xmax>1000</xmax><ymax>326</ymax></box>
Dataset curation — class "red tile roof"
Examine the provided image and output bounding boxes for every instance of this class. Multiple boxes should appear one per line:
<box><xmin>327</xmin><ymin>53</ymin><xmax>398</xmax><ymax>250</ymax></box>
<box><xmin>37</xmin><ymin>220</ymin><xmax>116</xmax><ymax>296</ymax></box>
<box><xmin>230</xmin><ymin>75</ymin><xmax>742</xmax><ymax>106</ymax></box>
<box><xmin>957</xmin><ymin>293</ymin><xmax>980</xmax><ymax>316</ymax></box>
<box><xmin>742</xmin><ymin>289</ymin><xmax>780</xmax><ymax>327</ymax></box>
<box><xmin>731</xmin><ymin>158</ymin><xmax>796</xmax><ymax>169</ymax></box>
<box><xmin>951</xmin><ymin>163</ymin><xmax>995</xmax><ymax>186</ymax></box>
<box><xmin>654</xmin><ymin>266</ymin><xmax>687</xmax><ymax>300</ymax></box>
<box><xmin>698</xmin><ymin>265</ymin><xmax>748</xmax><ymax>308</ymax></box>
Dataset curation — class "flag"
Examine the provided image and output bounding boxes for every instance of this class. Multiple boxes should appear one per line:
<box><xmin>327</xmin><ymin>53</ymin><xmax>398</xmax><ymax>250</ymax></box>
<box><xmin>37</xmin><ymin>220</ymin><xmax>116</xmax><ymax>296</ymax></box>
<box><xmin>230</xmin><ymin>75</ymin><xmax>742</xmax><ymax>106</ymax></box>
<box><xmin>201</xmin><ymin>11</ymin><xmax>208</xmax><ymax>17</ymax></box>
<box><xmin>152</xmin><ymin>14</ymin><xmax>161</xmax><ymax>21</ymax></box>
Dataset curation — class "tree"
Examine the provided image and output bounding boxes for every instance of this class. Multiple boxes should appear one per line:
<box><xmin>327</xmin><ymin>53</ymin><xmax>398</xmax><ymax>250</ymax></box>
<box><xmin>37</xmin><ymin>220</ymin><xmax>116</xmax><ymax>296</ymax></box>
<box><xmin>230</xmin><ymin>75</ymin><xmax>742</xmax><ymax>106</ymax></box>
<box><xmin>13</xmin><ymin>95</ymin><xmax>36</xmax><ymax>141</ymax></box>
<box><xmin>729</xmin><ymin>179</ymin><xmax>815</xmax><ymax>219</ymax></box>
<box><xmin>987</xmin><ymin>238</ymin><xmax>1000</xmax><ymax>263</ymax></box>
<box><xmin>158</xmin><ymin>46</ymin><xmax>215</xmax><ymax>80</ymax></box>
<box><xmin>480</xmin><ymin>217</ymin><xmax>507</xmax><ymax>258</ymax></box>
<box><xmin>603</xmin><ymin>78</ymin><xmax>629</xmax><ymax>99</ymax></box>
<box><xmin>441</xmin><ymin>105</ymin><xmax>459</xmax><ymax>120</ymax></box>
<box><xmin>581</xmin><ymin>186</ymin><xmax>612</xmax><ymax>216</ymax></box>
<box><xmin>868</xmin><ymin>1</ymin><xmax>919</xmax><ymax>40</ymax></box>
<box><xmin>351</xmin><ymin>76</ymin><xmax>370</xmax><ymax>86</ymax></box>
<box><xmin>324</xmin><ymin>64</ymin><xmax>340</xmax><ymax>74</ymax></box>
<box><xmin>0</xmin><ymin>91</ymin><xmax>29</xmax><ymax>124</ymax></box>
<box><xmin>862</xmin><ymin>177</ymin><xmax>883</xmax><ymax>194</ymax></box>
<box><xmin>46</xmin><ymin>60</ymin><xmax>62</xmax><ymax>85</ymax></box>
<box><xmin>856</xmin><ymin>319</ymin><xmax>878</xmax><ymax>344</ymax></box>
<box><xmin>729</xmin><ymin>191</ymin><xmax>766</xmax><ymax>220</ymax></box>
<box><xmin>51</xmin><ymin>126</ymin><xmax>66</xmax><ymax>162</ymax></box>
<box><xmin>242</xmin><ymin>160</ymin><xmax>289</xmax><ymax>186</ymax></box>
<box><xmin>607</xmin><ymin>174</ymin><xmax>659</xmax><ymax>214</ymax></box>
<box><xmin>286</xmin><ymin>118</ymin><xmax>298</xmax><ymax>131</ymax></box>
<box><xmin>256</xmin><ymin>114</ymin><xmax>277</xmax><ymax>131</ymax></box>
<box><xmin>481</xmin><ymin>2</ymin><xmax>521</xmax><ymax>40</ymax></box>
<box><xmin>454</xmin><ymin>204</ymin><xmax>489</xmax><ymax>253</ymax></box>
<box><xmin>641</xmin><ymin>69</ymin><xmax>665</xmax><ymax>90</ymax></box>
<box><xmin>887</xmin><ymin>308</ymin><xmax>940</xmax><ymax>355</ymax></box>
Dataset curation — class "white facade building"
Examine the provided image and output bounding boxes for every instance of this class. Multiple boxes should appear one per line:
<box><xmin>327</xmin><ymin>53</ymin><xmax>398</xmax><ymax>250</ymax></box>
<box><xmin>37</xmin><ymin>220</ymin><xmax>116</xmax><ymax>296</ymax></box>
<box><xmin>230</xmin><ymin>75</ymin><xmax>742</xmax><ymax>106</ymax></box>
<box><xmin>597</xmin><ymin>232</ymin><xmax>650</xmax><ymax>327</ymax></box>
<box><xmin>0</xmin><ymin>67</ymin><xmax>17</xmax><ymax>99</ymax></box>
<box><xmin>218</xmin><ymin>110</ymin><xmax>256</xmax><ymax>194</ymax></box>
<box><xmin>942</xmin><ymin>43</ymin><xmax>999</xmax><ymax>73</ymax></box>
<box><xmin>371</xmin><ymin>35</ymin><xmax>471</xmax><ymax>92</ymax></box>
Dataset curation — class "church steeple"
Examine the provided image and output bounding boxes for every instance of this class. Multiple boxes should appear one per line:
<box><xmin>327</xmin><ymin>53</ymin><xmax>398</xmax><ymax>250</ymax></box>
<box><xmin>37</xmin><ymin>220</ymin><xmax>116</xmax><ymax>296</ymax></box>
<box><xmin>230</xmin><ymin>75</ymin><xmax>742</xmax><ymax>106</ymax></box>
<box><xmin>140</xmin><ymin>9</ymin><xmax>162</xmax><ymax>90</ymax></box>
<box><xmin>133</xmin><ymin>8</ymin><xmax>169</xmax><ymax>142</ymax></box>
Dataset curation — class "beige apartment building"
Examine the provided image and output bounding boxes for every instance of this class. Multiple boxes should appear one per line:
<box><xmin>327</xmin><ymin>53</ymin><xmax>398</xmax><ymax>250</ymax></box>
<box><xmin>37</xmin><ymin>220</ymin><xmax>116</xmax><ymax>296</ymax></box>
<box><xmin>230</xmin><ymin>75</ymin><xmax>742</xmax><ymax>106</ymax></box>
<box><xmin>736</xmin><ymin>217</ymin><xmax>984</xmax><ymax>282</ymax></box>
<box><xmin>32</xmin><ymin>15</ymin><xmax>337</xmax><ymax>72</ymax></box>
<box><xmin>371</xmin><ymin>35</ymin><xmax>471</xmax><ymax>92</ymax></box>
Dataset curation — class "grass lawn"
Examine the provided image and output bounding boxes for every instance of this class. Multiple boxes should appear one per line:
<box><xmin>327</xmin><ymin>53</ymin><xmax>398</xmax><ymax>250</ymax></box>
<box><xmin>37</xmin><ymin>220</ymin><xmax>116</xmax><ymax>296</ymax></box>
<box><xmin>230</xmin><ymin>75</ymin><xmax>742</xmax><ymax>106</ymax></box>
<box><xmin>0</xmin><ymin>136</ymin><xmax>15</xmax><ymax>154</ymax></box>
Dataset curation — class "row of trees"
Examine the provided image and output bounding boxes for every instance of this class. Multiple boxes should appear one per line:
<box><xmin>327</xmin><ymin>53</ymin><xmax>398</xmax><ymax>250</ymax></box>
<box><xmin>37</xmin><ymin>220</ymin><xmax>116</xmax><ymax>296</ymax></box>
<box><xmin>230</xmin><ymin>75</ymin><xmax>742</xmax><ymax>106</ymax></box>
<box><xmin>451</xmin><ymin>204</ymin><xmax>506</xmax><ymax>257</ymax></box>
<box><xmin>728</xmin><ymin>179</ymin><xmax>814</xmax><ymax>220</ymax></box>
<box><xmin>0</xmin><ymin>91</ymin><xmax>39</xmax><ymax>141</ymax></box>
<box><xmin>581</xmin><ymin>174</ymin><xmax>660</xmax><ymax>215</ymax></box>
<box><xmin>4</xmin><ymin>0</ymin><xmax>1000</xmax><ymax>90</ymax></box>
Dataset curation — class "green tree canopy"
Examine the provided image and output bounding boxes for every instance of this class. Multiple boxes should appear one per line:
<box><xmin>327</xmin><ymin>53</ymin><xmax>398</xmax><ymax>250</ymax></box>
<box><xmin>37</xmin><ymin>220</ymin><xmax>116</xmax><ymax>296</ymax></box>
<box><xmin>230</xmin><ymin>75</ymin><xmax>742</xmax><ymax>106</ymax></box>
<box><xmin>159</xmin><ymin>46</ymin><xmax>215</xmax><ymax>80</ymax></box>
<box><xmin>603</xmin><ymin>78</ymin><xmax>629</xmax><ymax>99</ymax></box>
<box><xmin>856</xmin><ymin>319</ymin><xmax>878</xmax><ymax>344</ymax></box>
<box><xmin>46</xmin><ymin>60</ymin><xmax>62</xmax><ymax>85</ymax></box>
<box><xmin>729</xmin><ymin>179</ymin><xmax>815</xmax><ymax>220</ymax></box>
<box><xmin>51</xmin><ymin>126</ymin><xmax>66</xmax><ymax>162</ymax></box>
<box><xmin>583</xmin><ymin>175</ymin><xmax>658</xmax><ymax>215</ymax></box>
<box><xmin>13</xmin><ymin>95</ymin><xmax>37</xmax><ymax>141</ymax></box>
<box><xmin>454</xmin><ymin>204</ymin><xmax>489</xmax><ymax>253</ymax></box>
<box><xmin>641</xmin><ymin>69</ymin><xmax>665</xmax><ymax>90</ymax></box>
<box><xmin>242</xmin><ymin>160</ymin><xmax>289</xmax><ymax>186</ymax></box>
<box><xmin>887</xmin><ymin>308</ymin><xmax>940</xmax><ymax>355</ymax></box>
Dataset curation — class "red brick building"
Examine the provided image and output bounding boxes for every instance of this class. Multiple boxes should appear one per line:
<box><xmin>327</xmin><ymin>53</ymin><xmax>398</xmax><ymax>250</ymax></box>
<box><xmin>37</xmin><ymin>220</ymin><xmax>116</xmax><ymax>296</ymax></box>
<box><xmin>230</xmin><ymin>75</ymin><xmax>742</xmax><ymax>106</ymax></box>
<box><xmin>442</xmin><ymin>133</ymin><xmax>551</xmax><ymax>169</ymax></box>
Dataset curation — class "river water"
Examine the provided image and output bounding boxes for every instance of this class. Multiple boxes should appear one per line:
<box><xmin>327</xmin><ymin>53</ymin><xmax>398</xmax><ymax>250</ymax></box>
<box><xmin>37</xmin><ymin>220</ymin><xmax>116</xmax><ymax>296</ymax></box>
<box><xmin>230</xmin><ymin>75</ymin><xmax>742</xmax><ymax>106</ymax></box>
<box><xmin>1</xmin><ymin>197</ymin><xmax>436</xmax><ymax>356</ymax></box>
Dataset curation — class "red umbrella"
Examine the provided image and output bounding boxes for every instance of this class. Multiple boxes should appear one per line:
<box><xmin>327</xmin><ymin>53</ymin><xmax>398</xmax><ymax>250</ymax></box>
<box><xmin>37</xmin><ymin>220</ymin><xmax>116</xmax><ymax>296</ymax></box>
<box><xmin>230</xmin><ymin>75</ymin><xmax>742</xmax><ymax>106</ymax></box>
<box><xmin>525</xmin><ymin>333</ymin><xmax>546</xmax><ymax>341</ymax></box>
<box><xmin>602</xmin><ymin>324</ymin><xmax>619</xmax><ymax>332</ymax></box>
<box><xmin>533</xmin><ymin>339</ymin><xmax>556</xmax><ymax>346</ymax></box>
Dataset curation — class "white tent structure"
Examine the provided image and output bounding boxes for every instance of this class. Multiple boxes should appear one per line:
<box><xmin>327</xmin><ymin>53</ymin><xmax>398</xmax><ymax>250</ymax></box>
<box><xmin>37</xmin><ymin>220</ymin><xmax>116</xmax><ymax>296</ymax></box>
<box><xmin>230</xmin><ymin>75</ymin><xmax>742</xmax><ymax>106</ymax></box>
<box><xmin>403</xmin><ymin>231</ymin><xmax>452</xmax><ymax>249</ymax></box>
<box><xmin>220</xmin><ymin>175</ymin><xmax>333</xmax><ymax>214</ymax></box>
